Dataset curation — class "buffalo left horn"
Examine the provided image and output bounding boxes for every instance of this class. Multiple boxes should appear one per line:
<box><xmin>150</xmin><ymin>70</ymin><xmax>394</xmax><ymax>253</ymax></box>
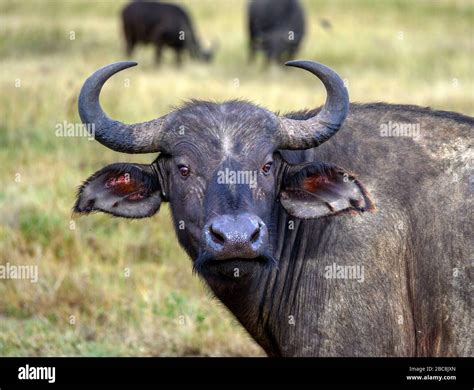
<box><xmin>277</xmin><ymin>60</ymin><xmax>349</xmax><ymax>150</ymax></box>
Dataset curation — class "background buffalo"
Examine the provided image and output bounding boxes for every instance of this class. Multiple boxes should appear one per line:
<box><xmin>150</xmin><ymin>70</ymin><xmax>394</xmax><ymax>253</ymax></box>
<box><xmin>248</xmin><ymin>0</ymin><xmax>305</xmax><ymax>63</ymax></box>
<box><xmin>122</xmin><ymin>1</ymin><xmax>214</xmax><ymax>65</ymax></box>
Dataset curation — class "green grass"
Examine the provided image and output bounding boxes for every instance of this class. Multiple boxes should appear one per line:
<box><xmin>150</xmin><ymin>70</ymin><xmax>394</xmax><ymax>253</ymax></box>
<box><xmin>0</xmin><ymin>0</ymin><xmax>472</xmax><ymax>356</ymax></box>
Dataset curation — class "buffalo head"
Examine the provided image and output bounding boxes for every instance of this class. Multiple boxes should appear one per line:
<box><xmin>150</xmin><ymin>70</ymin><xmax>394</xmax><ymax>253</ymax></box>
<box><xmin>74</xmin><ymin>61</ymin><xmax>373</xmax><ymax>281</ymax></box>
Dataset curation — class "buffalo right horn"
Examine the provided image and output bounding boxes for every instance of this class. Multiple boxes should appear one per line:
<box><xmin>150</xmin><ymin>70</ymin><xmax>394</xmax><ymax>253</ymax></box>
<box><xmin>78</xmin><ymin>61</ymin><xmax>167</xmax><ymax>153</ymax></box>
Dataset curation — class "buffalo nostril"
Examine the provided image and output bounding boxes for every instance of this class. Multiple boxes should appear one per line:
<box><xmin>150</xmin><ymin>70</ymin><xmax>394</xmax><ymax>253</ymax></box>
<box><xmin>209</xmin><ymin>225</ymin><xmax>226</xmax><ymax>245</ymax></box>
<box><xmin>250</xmin><ymin>224</ymin><xmax>261</xmax><ymax>243</ymax></box>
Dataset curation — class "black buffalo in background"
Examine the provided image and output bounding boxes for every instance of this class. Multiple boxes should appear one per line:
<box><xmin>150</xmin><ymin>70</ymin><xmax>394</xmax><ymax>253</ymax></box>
<box><xmin>121</xmin><ymin>1</ymin><xmax>214</xmax><ymax>65</ymax></box>
<box><xmin>248</xmin><ymin>0</ymin><xmax>305</xmax><ymax>63</ymax></box>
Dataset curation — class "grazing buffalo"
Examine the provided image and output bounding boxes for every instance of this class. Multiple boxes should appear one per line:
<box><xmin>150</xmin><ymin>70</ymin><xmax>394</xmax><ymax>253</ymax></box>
<box><xmin>75</xmin><ymin>61</ymin><xmax>473</xmax><ymax>357</ymax></box>
<box><xmin>121</xmin><ymin>1</ymin><xmax>213</xmax><ymax>65</ymax></box>
<box><xmin>248</xmin><ymin>0</ymin><xmax>305</xmax><ymax>63</ymax></box>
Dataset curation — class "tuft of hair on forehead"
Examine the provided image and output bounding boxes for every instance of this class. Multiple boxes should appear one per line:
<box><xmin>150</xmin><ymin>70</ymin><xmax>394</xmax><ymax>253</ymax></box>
<box><xmin>166</xmin><ymin>99</ymin><xmax>279</xmax><ymax>136</ymax></box>
<box><xmin>160</xmin><ymin>99</ymin><xmax>280</xmax><ymax>159</ymax></box>
<box><xmin>174</xmin><ymin>98</ymin><xmax>268</xmax><ymax>113</ymax></box>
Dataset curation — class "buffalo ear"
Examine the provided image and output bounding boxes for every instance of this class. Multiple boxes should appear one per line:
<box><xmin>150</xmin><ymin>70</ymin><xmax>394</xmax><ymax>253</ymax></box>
<box><xmin>74</xmin><ymin>163</ymin><xmax>163</xmax><ymax>219</ymax></box>
<box><xmin>279</xmin><ymin>162</ymin><xmax>374</xmax><ymax>219</ymax></box>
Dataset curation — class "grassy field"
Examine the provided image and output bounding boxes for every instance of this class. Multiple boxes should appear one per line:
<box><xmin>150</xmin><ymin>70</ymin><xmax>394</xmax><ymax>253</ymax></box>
<box><xmin>0</xmin><ymin>0</ymin><xmax>472</xmax><ymax>356</ymax></box>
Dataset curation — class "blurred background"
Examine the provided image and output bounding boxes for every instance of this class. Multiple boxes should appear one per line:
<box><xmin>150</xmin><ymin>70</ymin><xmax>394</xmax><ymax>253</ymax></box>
<box><xmin>0</xmin><ymin>0</ymin><xmax>472</xmax><ymax>356</ymax></box>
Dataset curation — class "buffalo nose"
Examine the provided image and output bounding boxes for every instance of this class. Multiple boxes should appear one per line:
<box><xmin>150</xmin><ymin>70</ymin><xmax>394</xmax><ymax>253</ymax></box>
<box><xmin>204</xmin><ymin>214</ymin><xmax>268</xmax><ymax>259</ymax></box>
<box><xmin>210</xmin><ymin>218</ymin><xmax>261</xmax><ymax>244</ymax></box>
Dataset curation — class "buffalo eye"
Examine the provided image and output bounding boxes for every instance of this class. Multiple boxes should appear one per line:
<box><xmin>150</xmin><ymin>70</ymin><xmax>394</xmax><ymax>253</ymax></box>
<box><xmin>178</xmin><ymin>164</ymin><xmax>190</xmax><ymax>177</ymax></box>
<box><xmin>261</xmin><ymin>162</ymin><xmax>273</xmax><ymax>175</ymax></box>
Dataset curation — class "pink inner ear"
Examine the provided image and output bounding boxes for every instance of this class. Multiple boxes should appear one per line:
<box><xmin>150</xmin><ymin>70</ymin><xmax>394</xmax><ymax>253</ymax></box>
<box><xmin>104</xmin><ymin>174</ymin><xmax>145</xmax><ymax>199</ymax></box>
<box><xmin>108</xmin><ymin>175</ymin><xmax>130</xmax><ymax>186</ymax></box>
<box><xmin>303</xmin><ymin>175</ymin><xmax>331</xmax><ymax>193</ymax></box>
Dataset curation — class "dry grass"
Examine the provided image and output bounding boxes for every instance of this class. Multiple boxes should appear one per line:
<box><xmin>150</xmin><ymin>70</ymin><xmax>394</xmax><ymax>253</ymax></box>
<box><xmin>0</xmin><ymin>0</ymin><xmax>472</xmax><ymax>356</ymax></box>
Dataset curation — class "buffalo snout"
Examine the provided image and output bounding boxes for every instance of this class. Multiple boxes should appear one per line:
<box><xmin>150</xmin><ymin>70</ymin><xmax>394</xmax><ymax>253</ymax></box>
<box><xmin>203</xmin><ymin>213</ymin><xmax>268</xmax><ymax>260</ymax></box>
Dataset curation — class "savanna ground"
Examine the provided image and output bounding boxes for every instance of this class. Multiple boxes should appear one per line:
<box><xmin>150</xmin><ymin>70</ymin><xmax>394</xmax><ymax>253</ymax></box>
<box><xmin>0</xmin><ymin>0</ymin><xmax>472</xmax><ymax>356</ymax></box>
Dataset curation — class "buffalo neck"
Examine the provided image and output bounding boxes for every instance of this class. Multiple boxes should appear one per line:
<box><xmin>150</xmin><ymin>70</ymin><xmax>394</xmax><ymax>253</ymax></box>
<box><xmin>204</xmin><ymin>205</ymin><xmax>314</xmax><ymax>356</ymax></box>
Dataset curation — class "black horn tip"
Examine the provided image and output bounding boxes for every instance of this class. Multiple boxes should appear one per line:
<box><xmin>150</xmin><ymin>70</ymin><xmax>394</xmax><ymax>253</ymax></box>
<box><xmin>285</xmin><ymin>60</ymin><xmax>337</xmax><ymax>75</ymax></box>
<box><xmin>117</xmin><ymin>60</ymin><xmax>138</xmax><ymax>68</ymax></box>
<box><xmin>83</xmin><ymin>61</ymin><xmax>139</xmax><ymax>86</ymax></box>
<box><xmin>285</xmin><ymin>59</ymin><xmax>311</xmax><ymax>67</ymax></box>
<box><xmin>93</xmin><ymin>61</ymin><xmax>138</xmax><ymax>76</ymax></box>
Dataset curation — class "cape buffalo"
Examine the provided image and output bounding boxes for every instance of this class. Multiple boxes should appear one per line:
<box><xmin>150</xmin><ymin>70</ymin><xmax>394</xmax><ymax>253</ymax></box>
<box><xmin>121</xmin><ymin>1</ymin><xmax>213</xmax><ymax>65</ymax></box>
<box><xmin>74</xmin><ymin>61</ymin><xmax>473</xmax><ymax>357</ymax></box>
<box><xmin>248</xmin><ymin>0</ymin><xmax>305</xmax><ymax>63</ymax></box>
